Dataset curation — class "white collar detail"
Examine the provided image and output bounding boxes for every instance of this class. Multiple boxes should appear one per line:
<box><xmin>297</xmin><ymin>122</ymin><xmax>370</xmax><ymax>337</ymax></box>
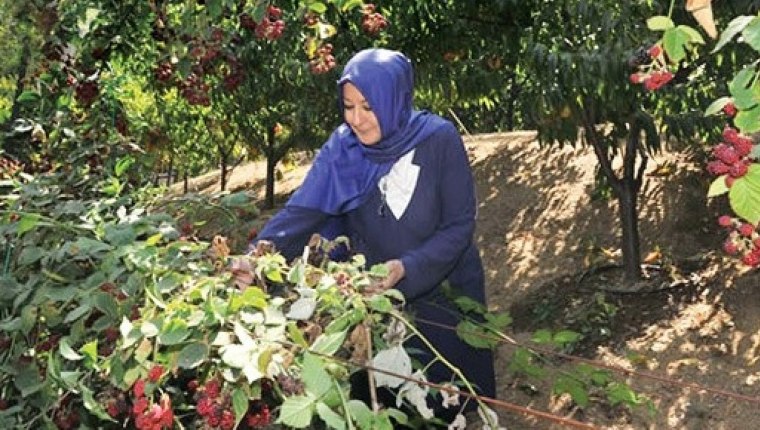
<box><xmin>378</xmin><ymin>149</ymin><xmax>419</xmax><ymax>220</ymax></box>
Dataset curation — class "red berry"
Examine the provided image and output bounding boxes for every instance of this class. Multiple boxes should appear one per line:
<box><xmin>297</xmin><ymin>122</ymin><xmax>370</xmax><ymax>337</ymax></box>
<box><xmin>723</xmin><ymin>102</ymin><xmax>737</xmax><ymax>117</ymax></box>
<box><xmin>723</xmin><ymin>239</ymin><xmax>739</xmax><ymax>255</ymax></box>
<box><xmin>739</xmin><ymin>223</ymin><xmax>756</xmax><ymax>237</ymax></box>
<box><xmin>648</xmin><ymin>45</ymin><xmax>662</xmax><ymax>58</ymax></box>
<box><xmin>718</xmin><ymin>215</ymin><xmax>733</xmax><ymax>228</ymax></box>
<box><xmin>148</xmin><ymin>365</ymin><xmax>164</xmax><ymax>383</ymax></box>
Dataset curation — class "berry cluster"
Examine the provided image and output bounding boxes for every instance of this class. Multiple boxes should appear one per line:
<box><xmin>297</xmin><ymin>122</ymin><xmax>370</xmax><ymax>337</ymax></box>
<box><xmin>74</xmin><ymin>79</ymin><xmax>100</xmax><ymax>108</ymax></box>
<box><xmin>195</xmin><ymin>379</ymin><xmax>237</xmax><ymax>429</ymax></box>
<box><xmin>308</xmin><ymin>42</ymin><xmax>337</xmax><ymax>75</ymax></box>
<box><xmin>706</xmin><ymin>125</ymin><xmax>754</xmax><ymax>187</ymax></box>
<box><xmin>718</xmin><ymin>215</ymin><xmax>760</xmax><ymax>266</ymax></box>
<box><xmin>241</xmin><ymin>5</ymin><xmax>285</xmax><ymax>40</ymax></box>
<box><xmin>245</xmin><ymin>400</ymin><xmax>272</xmax><ymax>428</ymax></box>
<box><xmin>628</xmin><ymin>45</ymin><xmax>674</xmax><ymax>91</ymax></box>
<box><xmin>0</xmin><ymin>156</ymin><xmax>21</xmax><ymax>179</ymax></box>
<box><xmin>131</xmin><ymin>378</ymin><xmax>175</xmax><ymax>430</ymax></box>
<box><xmin>360</xmin><ymin>4</ymin><xmax>388</xmax><ymax>36</ymax></box>
<box><xmin>154</xmin><ymin>61</ymin><xmax>174</xmax><ymax>82</ymax></box>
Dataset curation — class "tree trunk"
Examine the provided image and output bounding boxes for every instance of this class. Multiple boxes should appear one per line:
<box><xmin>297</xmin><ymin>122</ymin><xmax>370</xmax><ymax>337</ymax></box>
<box><xmin>265</xmin><ymin>151</ymin><xmax>276</xmax><ymax>209</ymax></box>
<box><xmin>617</xmin><ymin>179</ymin><xmax>641</xmax><ymax>281</ymax></box>
<box><xmin>220</xmin><ymin>158</ymin><xmax>228</xmax><ymax>192</ymax></box>
<box><xmin>585</xmin><ymin>117</ymin><xmax>647</xmax><ymax>282</ymax></box>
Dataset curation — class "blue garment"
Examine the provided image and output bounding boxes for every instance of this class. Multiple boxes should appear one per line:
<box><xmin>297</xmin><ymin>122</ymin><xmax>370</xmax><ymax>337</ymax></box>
<box><xmin>286</xmin><ymin>49</ymin><xmax>443</xmax><ymax>215</ymax></box>
<box><xmin>257</xmin><ymin>123</ymin><xmax>496</xmax><ymax>404</ymax></box>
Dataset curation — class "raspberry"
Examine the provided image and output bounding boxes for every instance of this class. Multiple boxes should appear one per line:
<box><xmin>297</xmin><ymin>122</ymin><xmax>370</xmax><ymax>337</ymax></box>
<box><xmin>148</xmin><ymin>365</ymin><xmax>164</xmax><ymax>383</ymax></box>
<box><xmin>132</xmin><ymin>397</ymin><xmax>149</xmax><ymax>415</ymax></box>
<box><xmin>723</xmin><ymin>126</ymin><xmax>740</xmax><ymax>145</ymax></box>
<box><xmin>629</xmin><ymin>73</ymin><xmax>642</xmax><ymax>84</ymax></box>
<box><xmin>648</xmin><ymin>45</ymin><xmax>662</xmax><ymax>58</ymax></box>
<box><xmin>707</xmin><ymin>160</ymin><xmax>730</xmax><ymax>176</ymax></box>
<box><xmin>197</xmin><ymin>397</ymin><xmax>214</xmax><ymax>417</ymax></box>
<box><xmin>723</xmin><ymin>102</ymin><xmax>737</xmax><ymax>117</ymax></box>
<box><xmin>742</xmin><ymin>251</ymin><xmax>760</xmax><ymax>267</ymax></box>
<box><xmin>726</xmin><ymin>175</ymin><xmax>736</xmax><ymax>187</ymax></box>
<box><xmin>729</xmin><ymin>161</ymin><xmax>749</xmax><ymax>178</ymax></box>
<box><xmin>713</xmin><ymin>143</ymin><xmax>740</xmax><ymax>165</ymax></box>
<box><xmin>133</xmin><ymin>379</ymin><xmax>146</xmax><ymax>398</ymax></box>
<box><xmin>220</xmin><ymin>410</ymin><xmax>236</xmax><ymax>430</ymax></box>
<box><xmin>718</xmin><ymin>215</ymin><xmax>733</xmax><ymax>227</ymax></box>
<box><xmin>733</xmin><ymin>137</ymin><xmax>754</xmax><ymax>157</ymax></box>
<box><xmin>723</xmin><ymin>239</ymin><xmax>739</xmax><ymax>255</ymax></box>
<box><xmin>204</xmin><ymin>379</ymin><xmax>221</xmax><ymax>398</ymax></box>
<box><xmin>738</xmin><ymin>223</ymin><xmax>755</xmax><ymax>237</ymax></box>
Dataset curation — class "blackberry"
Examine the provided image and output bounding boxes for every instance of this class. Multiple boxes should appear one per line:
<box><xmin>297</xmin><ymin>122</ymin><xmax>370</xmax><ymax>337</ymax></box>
<box><xmin>627</xmin><ymin>46</ymin><xmax>650</xmax><ymax>68</ymax></box>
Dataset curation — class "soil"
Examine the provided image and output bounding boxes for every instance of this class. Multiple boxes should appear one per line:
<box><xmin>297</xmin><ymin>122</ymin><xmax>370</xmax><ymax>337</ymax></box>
<box><xmin>184</xmin><ymin>131</ymin><xmax>760</xmax><ymax>429</ymax></box>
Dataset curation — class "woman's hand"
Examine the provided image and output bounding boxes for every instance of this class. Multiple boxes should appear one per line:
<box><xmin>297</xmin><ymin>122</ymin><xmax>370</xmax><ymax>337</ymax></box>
<box><xmin>366</xmin><ymin>259</ymin><xmax>406</xmax><ymax>295</ymax></box>
<box><xmin>382</xmin><ymin>259</ymin><xmax>406</xmax><ymax>289</ymax></box>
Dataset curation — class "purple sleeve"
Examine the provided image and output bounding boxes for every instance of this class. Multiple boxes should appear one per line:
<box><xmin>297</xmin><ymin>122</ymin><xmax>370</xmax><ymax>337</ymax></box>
<box><xmin>397</xmin><ymin>127</ymin><xmax>477</xmax><ymax>300</ymax></box>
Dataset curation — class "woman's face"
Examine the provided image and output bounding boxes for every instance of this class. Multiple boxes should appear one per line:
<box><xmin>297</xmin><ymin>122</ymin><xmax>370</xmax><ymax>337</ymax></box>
<box><xmin>342</xmin><ymin>83</ymin><xmax>381</xmax><ymax>145</ymax></box>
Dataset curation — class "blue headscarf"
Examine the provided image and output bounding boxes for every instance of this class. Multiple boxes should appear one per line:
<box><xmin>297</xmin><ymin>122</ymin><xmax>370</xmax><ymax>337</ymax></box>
<box><xmin>286</xmin><ymin>48</ymin><xmax>446</xmax><ymax>215</ymax></box>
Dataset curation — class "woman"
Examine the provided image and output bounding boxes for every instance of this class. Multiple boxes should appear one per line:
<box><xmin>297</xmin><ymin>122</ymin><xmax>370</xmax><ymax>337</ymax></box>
<box><xmin>253</xmin><ymin>48</ymin><xmax>495</xmax><ymax>423</ymax></box>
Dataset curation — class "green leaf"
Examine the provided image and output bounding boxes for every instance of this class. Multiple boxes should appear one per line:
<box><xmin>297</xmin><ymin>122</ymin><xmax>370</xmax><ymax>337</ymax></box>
<box><xmin>646</xmin><ymin>16</ymin><xmax>674</xmax><ymax>31</ymax></box>
<box><xmin>531</xmin><ymin>329</ymin><xmax>553</xmax><ymax>344</ymax></box>
<box><xmin>453</xmin><ymin>296</ymin><xmax>486</xmax><ymax>314</ymax></box>
<box><xmin>16</xmin><ymin>91</ymin><xmax>40</xmax><ymax>103</ymax></box>
<box><xmin>288</xmin><ymin>322</ymin><xmax>309</xmax><ymax>348</ymax></box>
<box><xmin>676</xmin><ymin>25</ymin><xmax>704</xmax><ymax>45</ymax></box>
<box><xmin>708</xmin><ymin>176</ymin><xmax>729</xmax><ymax>197</ymax></box>
<box><xmin>728</xmin><ymin>67</ymin><xmax>758</xmax><ymax>111</ymax></box>
<box><xmin>158</xmin><ymin>318</ymin><xmax>190</xmax><ymax>345</ymax></box>
<box><xmin>14</xmin><ymin>364</ymin><xmax>43</xmax><ymax>397</ymax></box>
<box><xmin>339</xmin><ymin>0</ymin><xmax>364</xmax><ymax>12</ymax></box>
<box><xmin>742</xmin><ymin>17</ymin><xmax>760</xmax><ymax>52</ymax></box>
<box><xmin>456</xmin><ymin>320</ymin><xmax>495</xmax><ymax>349</ymax></box>
<box><xmin>368</xmin><ymin>294</ymin><xmax>393</xmax><ymax>313</ymax></box>
<box><xmin>607</xmin><ymin>382</ymin><xmax>643</xmax><ymax>407</ymax></box>
<box><xmin>553</xmin><ymin>375</ymin><xmax>589</xmax><ymax>407</ymax></box>
<box><xmin>232</xmin><ymin>388</ymin><xmax>249</xmax><ymax>429</ymax></box>
<box><xmin>346</xmin><ymin>400</ymin><xmax>373</xmax><ymax>428</ymax></box>
<box><xmin>705</xmin><ymin>97</ymin><xmax>733</xmax><ymax>117</ymax></box>
<box><xmin>307</xmin><ymin>2</ymin><xmax>327</xmax><ymax>13</ymax></box>
<box><xmin>277</xmin><ymin>394</ymin><xmax>316</xmax><ymax>428</ymax></box>
<box><xmin>178</xmin><ymin>342</ymin><xmax>209</xmax><ymax>369</ymax></box>
<box><xmin>714</xmin><ymin>16</ymin><xmax>755</xmax><ymax>52</ymax></box>
<box><xmin>59</xmin><ymin>338</ymin><xmax>83</xmax><ymax>361</ymax></box>
<box><xmin>206</xmin><ymin>0</ymin><xmax>223</xmax><ymax>18</ymax></box>
<box><xmin>729</xmin><ymin>164</ymin><xmax>760</xmax><ymax>224</ymax></box>
<box><xmin>16</xmin><ymin>214</ymin><xmax>40</xmax><ymax>236</ymax></box>
<box><xmin>64</xmin><ymin>304</ymin><xmax>91</xmax><ymax>324</ymax></box>
<box><xmin>230</xmin><ymin>286</ymin><xmax>268</xmax><ymax>312</ymax></box>
<box><xmin>302</xmin><ymin>353</ymin><xmax>333</xmax><ymax>398</ymax></box>
<box><xmin>316</xmin><ymin>402</ymin><xmax>346</xmax><ymax>430</ymax></box>
<box><xmin>82</xmin><ymin>385</ymin><xmax>116</xmax><ymax>421</ymax></box>
<box><xmin>17</xmin><ymin>246</ymin><xmax>44</xmax><ymax>266</ymax></box>
<box><xmin>662</xmin><ymin>27</ymin><xmax>688</xmax><ymax>62</ymax></box>
<box><xmin>80</xmin><ymin>340</ymin><xmax>98</xmax><ymax>367</ymax></box>
<box><xmin>553</xmin><ymin>330</ymin><xmax>581</xmax><ymax>346</ymax></box>
<box><xmin>734</xmin><ymin>104</ymin><xmax>760</xmax><ymax>134</ymax></box>
<box><xmin>311</xmin><ymin>330</ymin><xmax>347</xmax><ymax>355</ymax></box>
<box><xmin>484</xmin><ymin>311</ymin><xmax>513</xmax><ymax>330</ymax></box>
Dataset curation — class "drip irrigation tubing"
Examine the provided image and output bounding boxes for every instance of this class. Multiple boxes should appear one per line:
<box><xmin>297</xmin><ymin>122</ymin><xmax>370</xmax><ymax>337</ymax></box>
<box><xmin>414</xmin><ymin>316</ymin><xmax>760</xmax><ymax>405</ymax></box>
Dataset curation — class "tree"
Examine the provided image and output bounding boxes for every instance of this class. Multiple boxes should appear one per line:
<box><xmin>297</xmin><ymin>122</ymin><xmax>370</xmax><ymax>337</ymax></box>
<box><xmin>517</xmin><ymin>0</ymin><xmax>721</xmax><ymax>282</ymax></box>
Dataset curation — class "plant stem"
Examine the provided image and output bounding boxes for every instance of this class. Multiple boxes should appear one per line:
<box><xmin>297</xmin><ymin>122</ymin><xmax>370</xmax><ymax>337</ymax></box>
<box><xmin>389</xmin><ymin>310</ymin><xmax>497</xmax><ymax>428</ymax></box>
